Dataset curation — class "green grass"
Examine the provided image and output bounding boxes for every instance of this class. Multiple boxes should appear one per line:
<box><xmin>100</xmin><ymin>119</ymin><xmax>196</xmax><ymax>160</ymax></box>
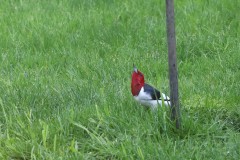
<box><xmin>0</xmin><ymin>0</ymin><xmax>239</xmax><ymax>159</ymax></box>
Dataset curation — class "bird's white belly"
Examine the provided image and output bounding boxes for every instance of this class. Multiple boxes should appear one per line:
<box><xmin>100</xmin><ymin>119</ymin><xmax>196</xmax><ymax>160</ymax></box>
<box><xmin>134</xmin><ymin>87</ymin><xmax>171</xmax><ymax>109</ymax></box>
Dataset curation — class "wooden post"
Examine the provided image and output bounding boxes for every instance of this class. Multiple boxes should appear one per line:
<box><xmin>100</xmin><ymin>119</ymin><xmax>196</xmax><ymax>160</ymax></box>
<box><xmin>165</xmin><ymin>0</ymin><xmax>181</xmax><ymax>129</ymax></box>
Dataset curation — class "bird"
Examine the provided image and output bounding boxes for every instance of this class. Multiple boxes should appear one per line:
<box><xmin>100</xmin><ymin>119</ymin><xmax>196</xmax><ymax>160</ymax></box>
<box><xmin>131</xmin><ymin>65</ymin><xmax>171</xmax><ymax>109</ymax></box>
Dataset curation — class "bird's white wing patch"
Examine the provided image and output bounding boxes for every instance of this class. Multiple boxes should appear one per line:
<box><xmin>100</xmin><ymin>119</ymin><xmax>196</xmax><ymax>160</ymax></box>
<box><xmin>161</xmin><ymin>93</ymin><xmax>170</xmax><ymax>100</ymax></box>
<box><xmin>161</xmin><ymin>93</ymin><xmax>171</xmax><ymax>106</ymax></box>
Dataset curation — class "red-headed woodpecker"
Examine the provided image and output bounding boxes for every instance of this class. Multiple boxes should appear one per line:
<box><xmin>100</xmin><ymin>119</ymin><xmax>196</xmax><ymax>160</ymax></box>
<box><xmin>131</xmin><ymin>65</ymin><xmax>171</xmax><ymax>109</ymax></box>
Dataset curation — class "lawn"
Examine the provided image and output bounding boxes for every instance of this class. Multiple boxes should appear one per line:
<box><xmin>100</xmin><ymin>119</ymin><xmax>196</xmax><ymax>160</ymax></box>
<box><xmin>0</xmin><ymin>0</ymin><xmax>239</xmax><ymax>159</ymax></box>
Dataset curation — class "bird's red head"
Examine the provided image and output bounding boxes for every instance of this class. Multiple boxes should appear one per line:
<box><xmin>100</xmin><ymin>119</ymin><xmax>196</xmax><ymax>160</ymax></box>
<box><xmin>131</xmin><ymin>65</ymin><xmax>145</xmax><ymax>96</ymax></box>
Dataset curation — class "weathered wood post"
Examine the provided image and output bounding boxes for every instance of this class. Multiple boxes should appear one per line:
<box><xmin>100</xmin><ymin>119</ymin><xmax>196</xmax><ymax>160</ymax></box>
<box><xmin>165</xmin><ymin>0</ymin><xmax>181</xmax><ymax>129</ymax></box>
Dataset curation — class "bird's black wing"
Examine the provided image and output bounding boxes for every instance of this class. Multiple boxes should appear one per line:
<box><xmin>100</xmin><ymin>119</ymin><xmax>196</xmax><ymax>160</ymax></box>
<box><xmin>143</xmin><ymin>83</ymin><xmax>161</xmax><ymax>100</ymax></box>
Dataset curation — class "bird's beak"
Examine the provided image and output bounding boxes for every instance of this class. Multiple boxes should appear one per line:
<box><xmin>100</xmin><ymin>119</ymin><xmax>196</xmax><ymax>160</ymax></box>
<box><xmin>133</xmin><ymin>64</ymin><xmax>138</xmax><ymax>73</ymax></box>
